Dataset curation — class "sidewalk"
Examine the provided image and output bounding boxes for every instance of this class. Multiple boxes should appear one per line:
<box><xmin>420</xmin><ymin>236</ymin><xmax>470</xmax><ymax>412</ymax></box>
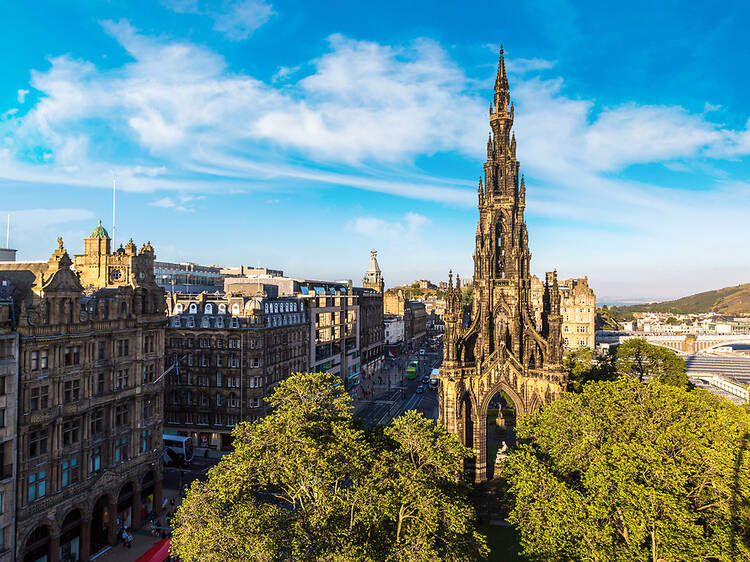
<box><xmin>93</xmin><ymin>487</ymin><xmax>184</xmax><ymax>561</ymax></box>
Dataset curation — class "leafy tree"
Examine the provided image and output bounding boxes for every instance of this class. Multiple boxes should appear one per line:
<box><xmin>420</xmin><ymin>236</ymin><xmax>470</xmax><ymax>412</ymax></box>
<box><xmin>615</xmin><ymin>338</ymin><xmax>690</xmax><ymax>388</ymax></box>
<box><xmin>563</xmin><ymin>348</ymin><xmax>617</xmax><ymax>393</ymax></box>
<box><xmin>502</xmin><ymin>378</ymin><xmax>750</xmax><ymax>561</ymax></box>
<box><xmin>171</xmin><ymin>372</ymin><xmax>487</xmax><ymax>562</ymax></box>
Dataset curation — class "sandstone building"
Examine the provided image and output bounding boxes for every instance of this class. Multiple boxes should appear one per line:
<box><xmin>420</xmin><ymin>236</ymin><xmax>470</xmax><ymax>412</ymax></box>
<box><xmin>439</xmin><ymin>49</ymin><xmax>566</xmax><ymax>482</ymax></box>
<box><xmin>0</xmin><ymin>225</ymin><xmax>165</xmax><ymax>561</ymax></box>
<box><xmin>0</xmin><ymin>292</ymin><xmax>18</xmax><ymax>560</ymax></box>
<box><xmin>165</xmin><ymin>291</ymin><xmax>308</xmax><ymax>451</ymax></box>
<box><xmin>531</xmin><ymin>276</ymin><xmax>596</xmax><ymax>350</ymax></box>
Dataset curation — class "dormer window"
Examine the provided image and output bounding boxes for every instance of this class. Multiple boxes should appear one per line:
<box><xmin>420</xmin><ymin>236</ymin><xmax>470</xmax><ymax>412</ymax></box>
<box><xmin>175</xmin><ymin>303</ymin><xmax>184</xmax><ymax>313</ymax></box>
<box><xmin>187</xmin><ymin>316</ymin><xmax>195</xmax><ymax>328</ymax></box>
<box><xmin>230</xmin><ymin>317</ymin><xmax>239</xmax><ymax>329</ymax></box>
<box><xmin>171</xmin><ymin>317</ymin><xmax>181</xmax><ymax>328</ymax></box>
<box><xmin>189</xmin><ymin>303</ymin><xmax>197</xmax><ymax>314</ymax></box>
<box><xmin>231</xmin><ymin>304</ymin><xmax>240</xmax><ymax>315</ymax></box>
<box><xmin>218</xmin><ymin>304</ymin><xmax>226</xmax><ymax>314</ymax></box>
<box><xmin>216</xmin><ymin>317</ymin><xmax>224</xmax><ymax>328</ymax></box>
<box><xmin>205</xmin><ymin>304</ymin><xmax>213</xmax><ymax>314</ymax></box>
<box><xmin>201</xmin><ymin>317</ymin><xmax>211</xmax><ymax>328</ymax></box>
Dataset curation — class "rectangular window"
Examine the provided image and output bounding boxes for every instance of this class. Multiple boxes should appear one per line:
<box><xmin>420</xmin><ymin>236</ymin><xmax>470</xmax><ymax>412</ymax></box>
<box><xmin>140</xmin><ymin>430</ymin><xmax>152</xmax><ymax>453</ymax></box>
<box><xmin>61</xmin><ymin>457</ymin><xmax>79</xmax><ymax>487</ymax></box>
<box><xmin>40</xmin><ymin>349</ymin><xmax>48</xmax><ymax>369</ymax></box>
<box><xmin>115</xmin><ymin>404</ymin><xmax>129</xmax><ymax>427</ymax></box>
<box><xmin>90</xmin><ymin>409</ymin><xmax>104</xmax><ymax>436</ymax></box>
<box><xmin>143</xmin><ymin>398</ymin><xmax>154</xmax><ymax>419</ymax></box>
<box><xmin>63</xmin><ymin>379</ymin><xmax>80</xmax><ymax>402</ymax></box>
<box><xmin>27</xmin><ymin>470</ymin><xmax>46</xmax><ymax>502</ymax></box>
<box><xmin>62</xmin><ymin>420</ymin><xmax>80</xmax><ymax>446</ymax></box>
<box><xmin>31</xmin><ymin>351</ymin><xmax>39</xmax><ymax>370</ymax></box>
<box><xmin>115</xmin><ymin>437</ymin><xmax>128</xmax><ymax>462</ymax></box>
<box><xmin>29</xmin><ymin>429</ymin><xmax>48</xmax><ymax>458</ymax></box>
<box><xmin>29</xmin><ymin>386</ymin><xmax>49</xmax><ymax>411</ymax></box>
<box><xmin>115</xmin><ymin>369</ymin><xmax>129</xmax><ymax>389</ymax></box>
<box><xmin>89</xmin><ymin>447</ymin><xmax>101</xmax><ymax>474</ymax></box>
<box><xmin>97</xmin><ymin>341</ymin><xmax>106</xmax><ymax>360</ymax></box>
<box><xmin>73</xmin><ymin>346</ymin><xmax>80</xmax><ymax>364</ymax></box>
<box><xmin>0</xmin><ymin>409</ymin><xmax>4</xmax><ymax>428</ymax></box>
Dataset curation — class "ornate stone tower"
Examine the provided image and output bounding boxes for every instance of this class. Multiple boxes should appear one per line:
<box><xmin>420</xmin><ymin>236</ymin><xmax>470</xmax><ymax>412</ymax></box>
<box><xmin>439</xmin><ymin>48</ymin><xmax>566</xmax><ymax>482</ymax></box>
<box><xmin>363</xmin><ymin>249</ymin><xmax>384</xmax><ymax>293</ymax></box>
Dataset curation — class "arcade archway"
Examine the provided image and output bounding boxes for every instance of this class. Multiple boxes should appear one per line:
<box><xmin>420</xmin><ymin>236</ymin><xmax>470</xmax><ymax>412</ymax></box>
<box><xmin>23</xmin><ymin>525</ymin><xmax>50</xmax><ymax>562</ymax></box>
<box><xmin>59</xmin><ymin>509</ymin><xmax>82</xmax><ymax>562</ymax></box>
<box><xmin>485</xmin><ymin>391</ymin><xmax>517</xmax><ymax>480</ymax></box>
<box><xmin>90</xmin><ymin>495</ymin><xmax>113</xmax><ymax>555</ymax></box>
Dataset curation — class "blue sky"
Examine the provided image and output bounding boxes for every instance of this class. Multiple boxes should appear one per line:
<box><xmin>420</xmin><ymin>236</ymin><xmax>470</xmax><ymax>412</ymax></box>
<box><xmin>1</xmin><ymin>0</ymin><xmax>749</xmax><ymax>303</ymax></box>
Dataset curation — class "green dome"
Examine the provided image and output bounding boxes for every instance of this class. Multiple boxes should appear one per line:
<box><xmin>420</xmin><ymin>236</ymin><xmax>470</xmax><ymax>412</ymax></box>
<box><xmin>90</xmin><ymin>219</ymin><xmax>110</xmax><ymax>239</ymax></box>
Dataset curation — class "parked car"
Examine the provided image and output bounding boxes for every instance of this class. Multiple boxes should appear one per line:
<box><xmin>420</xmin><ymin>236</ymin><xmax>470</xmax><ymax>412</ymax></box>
<box><xmin>416</xmin><ymin>385</ymin><xmax>425</xmax><ymax>394</ymax></box>
<box><xmin>422</xmin><ymin>375</ymin><xmax>430</xmax><ymax>384</ymax></box>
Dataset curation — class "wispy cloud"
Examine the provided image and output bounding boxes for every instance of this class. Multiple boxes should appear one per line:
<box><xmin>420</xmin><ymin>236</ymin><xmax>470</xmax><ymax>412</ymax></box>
<box><xmin>162</xmin><ymin>0</ymin><xmax>274</xmax><ymax>41</ymax></box>
<box><xmin>17</xmin><ymin>89</ymin><xmax>29</xmax><ymax>103</ymax></box>
<box><xmin>347</xmin><ymin>212</ymin><xmax>431</xmax><ymax>241</ymax></box>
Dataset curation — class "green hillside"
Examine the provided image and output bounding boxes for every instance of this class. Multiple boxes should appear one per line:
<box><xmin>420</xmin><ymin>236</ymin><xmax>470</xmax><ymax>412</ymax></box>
<box><xmin>607</xmin><ymin>283</ymin><xmax>750</xmax><ymax>316</ymax></box>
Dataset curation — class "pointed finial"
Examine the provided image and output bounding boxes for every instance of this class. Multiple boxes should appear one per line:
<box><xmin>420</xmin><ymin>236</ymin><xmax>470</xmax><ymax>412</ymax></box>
<box><xmin>57</xmin><ymin>236</ymin><xmax>64</xmax><ymax>251</ymax></box>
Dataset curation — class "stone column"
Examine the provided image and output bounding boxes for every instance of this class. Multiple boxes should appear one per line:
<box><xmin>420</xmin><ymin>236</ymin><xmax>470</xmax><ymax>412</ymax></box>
<box><xmin>107</xmin><ymin>499</ymin><xmax>117</xmax><ymax>546</ymax></box>
<box><xmin>154</xmin><ymin>472</ymin><xmax>163</xmax><ymax>515</ymax></box>
<box><xmin>133</xmin><ymin>487</ymin><xmax>143</xmax><ymax>529</ymax></box>
<box><xmin>80</xmin><ymin>518</ymin><xmax>91</xmax><ymax>562</ymax></box>
<box><xmin>48</xmin><ymin>534</ymin><xmax>60</xmax><ymax>562</ymax></box>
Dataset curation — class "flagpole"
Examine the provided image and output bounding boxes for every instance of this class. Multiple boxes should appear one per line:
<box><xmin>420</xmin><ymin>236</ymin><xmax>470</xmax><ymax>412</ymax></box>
<box><xmin>112</xmin><ymin>176</ymin><xmax>117</xmax><ymax>248</ymax></box>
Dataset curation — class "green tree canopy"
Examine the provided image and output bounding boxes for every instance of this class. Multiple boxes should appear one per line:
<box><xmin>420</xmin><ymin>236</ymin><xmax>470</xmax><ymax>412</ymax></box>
<box><xmin>502</xmin><ymin>378</ymin><xmax>750</xmax><ymax>561</ymax></box>
<box><xmin>563</xmin><ymin>348</ymin><xmax>618</xmax><ymax>393</ymax></box>
<box><xmin>171</xmin><ymin>372</ymin><xmax>487</xmax><ymax>561</ymax></box>
<box><xmin>615</xmin><ymin>338</ymin><xmax>690</xmax><ymax>388</ymax></box>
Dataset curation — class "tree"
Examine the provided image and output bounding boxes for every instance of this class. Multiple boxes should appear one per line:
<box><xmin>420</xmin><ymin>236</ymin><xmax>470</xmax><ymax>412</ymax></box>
<box><xmin>502</xmin><ymin>378</ymin><xmax>750</xmax><ymax>561</ymax></box>
<box><xmin>563</xmin><ymin>348</ymin><xmax>617</xmax><ymax>393</ymax></box>
<box><xmin>616</xmin><ymin>338</ymin><xmax>690</xmax><ymax>388</ymax></box>
<box><xmin>171</xmin><ymin>372</ymin><xmax>487</xmax><ymax>561</ymax></box>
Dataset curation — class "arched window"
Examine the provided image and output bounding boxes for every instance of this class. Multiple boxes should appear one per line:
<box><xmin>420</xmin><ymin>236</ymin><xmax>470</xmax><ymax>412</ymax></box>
<box><xmin>201</xmin><ymin>317</ymin><xmax>210</xmax><ymax>328</ymax></box>
<box><xmin>218</xmin><ymin>304</ymin><xmax>226</xmax><ymax>314</ymax></box>
<box><xmin>175</xmin><ymin>303</ymin><xmax>183</xmax><ymax>313</ymax></box>
<box><xmin>230</xmin><ymin>317</ymin><xmax>239</xmax><ymax>329</ymax></box>
<box><xmin>205</xmin><ymin>304</ymin><xmax>213</xmax><ymax>314</ymax></box>
<box><xmin>231</xmin><ymin>304</ymin><xmax>240</xmax><ymax>315</ymax></box>
<box><xmin>189</xmin><ymin>303</ymin><xmax>197</xmax><ymax>314</ymax></box>
<box><xmin>120</xmin><ymin>301</ymin><xmax>127</xmax><ymax>315</ymax></box>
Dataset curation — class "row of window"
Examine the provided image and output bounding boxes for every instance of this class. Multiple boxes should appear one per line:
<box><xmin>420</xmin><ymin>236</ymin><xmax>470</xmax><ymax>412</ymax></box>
<box><xmin>166</xmin><ymin>412</ymin><xmax>244</xmax><ymax>426</ymax></box>
<box><xmin>28</xmin><ymin>334</ymin><xmax>158</xmax><ymax>371</ymax></box>
<box><xmin>25</xmin><ymin>365</ymin><xmax>159</xmax><ymax>411</ymax></box>
<box><xmin>25</xmin><ymin>430</ymin><xmax>153</xmax><ymax>505</ymax></box>
<box><xmin>26</xmin><ymin>402</ymin><xmax>155</xmax><ymax>457</ymax></box>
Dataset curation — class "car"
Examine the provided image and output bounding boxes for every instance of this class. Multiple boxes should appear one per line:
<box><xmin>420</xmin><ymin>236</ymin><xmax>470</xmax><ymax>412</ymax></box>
<box><xmin>428</xmin><ymin>378</ymin><xmax>439</xmax><ymax>390</ymax></box>
<box><xmin>419</xmin><ymin>349</ymin><xmax>426</xmax><ymax>355</ymax></box>
<box><xmin>415</xmin><ymin>385</ymin><xmax>425</xmax><ymax>394</ymax></box>
<box><xmin>422</xmin><ymin>375</ymin><xmax>430</xmax><ymax>384</ymax></box>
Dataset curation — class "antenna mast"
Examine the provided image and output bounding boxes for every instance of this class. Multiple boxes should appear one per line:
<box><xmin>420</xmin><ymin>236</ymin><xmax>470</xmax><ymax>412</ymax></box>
<box><xmin>112</xmin><ymin>177</ymin><xmax>117</xmax><ymax>248</ymax></box>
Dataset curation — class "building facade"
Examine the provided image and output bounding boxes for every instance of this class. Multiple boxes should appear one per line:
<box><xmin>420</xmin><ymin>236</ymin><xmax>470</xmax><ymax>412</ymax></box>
<box><xmin>404</xmin><ymin>301</ymin><xmax>427</xmax><ymax>351</ymax></box>
<box><xmin>0</xmin><ymin>292</ymin><xmax>18</xmax><ymax>560</ymax></box>
<box><xmin>226</xmin><ymin>277</ymin><xmax>363</xmax><ymax>391</ymax></box>
<box><xmin>439</xmin><ymin>49</ymin><xmax>566</xmax><ymax>482</ymax></box>
<box><xmin>531</xmin><ymin>276</ymin><xmax>596</xmax><ymax>350</ymax></box>
<box><xmin>0</xmin><ymin>226</ymin><xmax>166</xmax><ymax>561</ymax></box>
<box><xmin>165</xmin><ymin>291</ymin><xmax>308</xmax><ymax>451</ymax></box>
<box><xmin>384</xmin><ymin>315</ymin><xmax>405</xmax><ymax>350</ymax></box>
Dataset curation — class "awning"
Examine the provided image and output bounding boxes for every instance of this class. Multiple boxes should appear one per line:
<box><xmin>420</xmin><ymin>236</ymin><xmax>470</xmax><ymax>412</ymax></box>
<box><xmin>136</xmin><ymin>538</ymin><xmax>171</xmax><ymax>562</ymax></box>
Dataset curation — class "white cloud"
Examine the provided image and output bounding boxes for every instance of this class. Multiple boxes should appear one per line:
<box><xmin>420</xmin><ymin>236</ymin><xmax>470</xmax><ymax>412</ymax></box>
<box><xmin>347</xmin><ymin>212</ymin><xmax>431</xmax><ymax>241</ymax></box>
<box><xmin>213</xmin><ymin>0</ymin><xmax>273</xmax><ymax>41</ymax></box>
<box><xmin>149</xmin><ymin>197</ymin><xmax>176</xmax><ymax>208</ymax></box>
<box><xmin>162</xmin><ymin>0</ymin><xmax>273</xmax><ymax>41</ymax></box>
<box><xmin>148</xmin><ymin>193</ymin><xmax>203</xmax><ymax>212</ymax></box>
<box><xmin>272</xmin><ymin>65</ymin><xmax>300</xmax><ymax>82</ymax></box>
<box><xmin>507</xmin><ymin>58</ymin><xmax>556</xmax><ymax>73</ymax></box>
<box><xmin>17</xmin><ymin>89</ymin><xmax>29</xmax><ymax>103</ymax></box>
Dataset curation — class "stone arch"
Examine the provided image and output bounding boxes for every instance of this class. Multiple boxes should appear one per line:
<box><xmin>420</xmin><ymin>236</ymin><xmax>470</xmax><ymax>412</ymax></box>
<box><xmin>22</xmin><ymin>524</ymin><xmax>51</xmax><ymax>562</ymax></box>
<box><xmin>60</xmin><ymin>508</ymin><xmax>83</xmax><ymax>562</ymax></box>
<box><xmin>464</xmin><ymin>377</ymin><xmax>527</xmax><ymax>482</ymax></box>
<box><xmin>91</xmin><ymin>493</ymin><xmax>115</xmax><ymax>554</ymax></box>
<box><xmin>117</xmin><ymin>480</ymin><xmax>136</xmax><ymax>528</ymax></box>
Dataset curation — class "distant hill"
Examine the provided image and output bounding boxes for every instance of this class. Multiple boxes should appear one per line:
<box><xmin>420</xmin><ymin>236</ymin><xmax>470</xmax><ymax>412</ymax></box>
<box><xmin>606</xmin><ymin>283</ymin><xmax>750</xmax><ymax>316</ymax></box>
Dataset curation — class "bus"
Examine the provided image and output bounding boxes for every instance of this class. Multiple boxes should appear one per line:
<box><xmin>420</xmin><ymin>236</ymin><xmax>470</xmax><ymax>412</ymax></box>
<box><xmin>162</xmin><ymin>435</ymin><xmax>194</xmax><ymax>467</ymax></box>
<box><xmin>429</xmin><ymin>368</ymin><xmax>439</xmax><ymax>390</ymax></box>
<box><xmin>406</xmin><ymin>360</ymin><xmax>418</xmax><ymax>380</ymax></box>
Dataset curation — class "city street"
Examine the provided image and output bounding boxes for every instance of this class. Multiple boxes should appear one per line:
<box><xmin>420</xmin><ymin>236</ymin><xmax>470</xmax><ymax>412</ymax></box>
<box><xmin>355</xmin><ymin>346</ymin><xmax>442</xmax><ymax>427</ymax></box>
